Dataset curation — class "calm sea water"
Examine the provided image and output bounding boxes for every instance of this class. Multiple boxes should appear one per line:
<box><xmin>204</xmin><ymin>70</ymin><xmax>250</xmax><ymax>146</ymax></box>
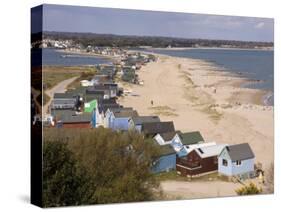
<box><xmin>32</xmin><ymin>48</ymin><xmax>111</xmax><ymax>66</ymax></box>
<box><xmin>143</xmin><ymin>48</ymin><xmax>274</xmax><ymax>106</ymax></box>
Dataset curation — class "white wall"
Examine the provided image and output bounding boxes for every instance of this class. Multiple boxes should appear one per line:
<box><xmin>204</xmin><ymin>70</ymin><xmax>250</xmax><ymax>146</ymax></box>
<box><xmin>1</xmin><ymin>1</ymin><xmax>280</xmax><ymax>212</ymax></box>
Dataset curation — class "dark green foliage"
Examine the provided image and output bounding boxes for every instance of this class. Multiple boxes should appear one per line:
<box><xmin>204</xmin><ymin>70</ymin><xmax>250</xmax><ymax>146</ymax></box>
<box><xmin>42</xmin><ymin>31</ymin><xmax>273</xmax><ymax>48</ymax></box>
<box><xmin>43</xmin><ymin>128</ymin><xmax>160</xmax><ymax>207</ymax></box>
<box><xmin>43</xmin><ymin>141</ymin><xmax>91</xmax><ymax>207</ymax></box>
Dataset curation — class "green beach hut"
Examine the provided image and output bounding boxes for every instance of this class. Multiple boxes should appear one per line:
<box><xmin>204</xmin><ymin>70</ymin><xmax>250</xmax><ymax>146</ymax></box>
<box><xmin>84</xmin><ymin>99</ymin><xmax>97</xmax><ymax>113</ymax></box>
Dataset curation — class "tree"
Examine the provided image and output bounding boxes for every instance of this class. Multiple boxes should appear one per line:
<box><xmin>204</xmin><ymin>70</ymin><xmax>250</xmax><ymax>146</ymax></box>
<box><xmin>235</xmin><ymin>182</ymin><xmax>262</xmax><ymax>195</ymax></box>
<box><xmin>43</xmin><ymin>128</ymin><xmax>160</xmax><ymax>206</ymax></box>
<box><xmin>43</xmin><ymin>140</ymin><xmax>91</xmax><ymax>207</ymax></box>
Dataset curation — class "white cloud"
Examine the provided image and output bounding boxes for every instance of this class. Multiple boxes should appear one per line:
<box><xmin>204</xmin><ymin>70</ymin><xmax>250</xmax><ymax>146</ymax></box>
<box><xmin>255</xmin><ymin>22</ymin><xmax>265</xmax><ymax>29</ymax></box>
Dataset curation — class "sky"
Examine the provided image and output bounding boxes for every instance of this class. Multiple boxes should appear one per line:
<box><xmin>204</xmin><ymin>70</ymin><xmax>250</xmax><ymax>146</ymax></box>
<box><xmin>33</xmin><ymin>4</ymin><xmax>274</xmax><ymax>42</ymax></box>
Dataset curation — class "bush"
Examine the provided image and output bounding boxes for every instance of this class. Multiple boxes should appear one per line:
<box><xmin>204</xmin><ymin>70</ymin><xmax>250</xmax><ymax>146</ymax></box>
<box><xmin>43</xmin><ymin>128</ymin><xmax>160</xmax><ymax>206</ymax></box>
<box><xmin>235</xmin><ymin>182</ymin><xmax>262</xmax><ymax>195</ymax></box>
<box><xmin>43</xmin><ymin>141</ymin><xmax>91</xmax><ymax>207</ymax></box>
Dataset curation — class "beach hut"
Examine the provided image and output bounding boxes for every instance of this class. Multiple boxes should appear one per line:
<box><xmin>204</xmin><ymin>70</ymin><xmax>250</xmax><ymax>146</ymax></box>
<box><xmin>176</xmin><ymin>144</ymin><xmax>226</xmax><ymax>177</ymax></box>
<box><xmin>53</xmin><ymin>110</ymin><xmax>93</xmax><ymax>128</ymax></box>
<box><xmin>141</xmin><ymin>121</ymin><xmax>175</xmax><ymax>137</ymax></box>
<box><xmin>179</xmin><ymin>131</ymin><xmax>204</xmax><ymax>146</ymax></box>
<box><xmin>170</xmin><ymin>131</ymin><xmax>204</xmax><ymax>152</ymax></box>
<box><xmin>151</xmin><ymin>143</ymin><xmax>177</xmax><ymax>173</ymax></box>
<box><xmin>128</xmin><ymin>116</ymin><xmax>160</xmax><ymax>132</ymax></box>
<box><xmin>105</xmin><ymin>108</ymin><xmax>138</xmax><ymax>131</ymax></box>
<box><xmin>218</xmin><ymin>143</ymin><xmax>255</xmax><ymax>178</ymax></box>
<box><xmin>80</xmin><ymin>80</ymin><xmax>92</xmax><ymax>87</ymax></box>
<box><xmin>96</xmin><ymin>103</ymin><xmax>121</xmax><ymax>127</ymax></box>
<box><xmin>84</xmin><ymin>99</ymin><xmax>97</xmax><ymax>113</ymax></box>
<box><xmin>154</xmin><ymin>131</ymin><xmax>179</xmax><ymax>146</ymax></box>
<box><xmin>51</xmin><ymin>93</ymin><xmax>78</xmax><ymax>110</ymax></box>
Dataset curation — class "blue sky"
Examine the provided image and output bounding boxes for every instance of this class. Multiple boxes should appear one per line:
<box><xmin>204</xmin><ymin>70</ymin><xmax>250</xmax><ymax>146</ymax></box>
<box><xmin>38</xmin><ymin>4</ymin><xmax>273</xmax><ymax>42</ymax></box>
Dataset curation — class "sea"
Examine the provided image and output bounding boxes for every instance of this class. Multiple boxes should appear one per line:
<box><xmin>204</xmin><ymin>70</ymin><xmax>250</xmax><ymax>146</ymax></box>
<box><xmin>139</xmin><ymin>48</ymin><xmax>274</xmax><ymax>106</ymax></box>
<box><xmin>31</xmin><ymin>48</ymin><xmax>112</xmax><ymax>67</ymax></box>
<box><xmin>32</xmin><ymin>47</ymin><xmax>274</xmax><ymax>106</ymax></box>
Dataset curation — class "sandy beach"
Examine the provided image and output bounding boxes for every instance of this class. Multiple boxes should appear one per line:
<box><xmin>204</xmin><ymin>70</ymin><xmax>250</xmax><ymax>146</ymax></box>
<box><xmin>118</xmin><ymin>54</ymin><xmax>274</xmax><ymax>196</ymax></box>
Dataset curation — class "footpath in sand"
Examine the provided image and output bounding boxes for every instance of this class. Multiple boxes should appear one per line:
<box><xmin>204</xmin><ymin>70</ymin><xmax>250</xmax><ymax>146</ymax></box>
<box><xmin>43</xmin><ymin>76</ymin><xmax>79</xmax><ymax>116</ymax></box>
<box><xmin>118</xmin><ymin>55</ymin><xmax>274</xmax><ymax>198</ymax></box>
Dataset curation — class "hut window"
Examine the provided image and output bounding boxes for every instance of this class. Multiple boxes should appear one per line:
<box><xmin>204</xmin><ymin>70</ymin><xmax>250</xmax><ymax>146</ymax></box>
<box><xmin>236</xmin><ymin>160</ymin><xmax>242</xmax><ymax>166</ymax></box>
<box><xmin>222</xmin><ymin>159</ymin><xmax>228</xmax><ymax>166</ymax></box>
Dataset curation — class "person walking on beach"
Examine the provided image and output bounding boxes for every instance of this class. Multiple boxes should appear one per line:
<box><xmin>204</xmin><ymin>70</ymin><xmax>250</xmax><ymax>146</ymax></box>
<box><xmin>151</xmin><ymin>100</ymin><xmax>154</xmax><ymax>106</ymax></box>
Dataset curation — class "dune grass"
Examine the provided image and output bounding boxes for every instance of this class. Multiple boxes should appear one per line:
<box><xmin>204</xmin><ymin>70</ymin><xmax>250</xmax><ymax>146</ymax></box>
<box><xmin>148</xmin><ymin>105</ymin><xmax>178</xmax><ymax>117</ymax></box>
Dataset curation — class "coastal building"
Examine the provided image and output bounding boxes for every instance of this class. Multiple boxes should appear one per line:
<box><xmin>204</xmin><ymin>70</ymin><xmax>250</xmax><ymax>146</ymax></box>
<box><xmin>170</xmin><ymin>131</ymin><xmax>205</xmax><ymax>152</ymax></box>
<box><xmin>53</xmin><ymin>110</ymin><xmax>93</xmax><ymax>128</ymax></box>
<box><xmin>96</xmin><ymin>65</ymin><xmax>117</xmax><ymax>79</ymax></box>
<box><xmin>178</xmin><ymin>142</ymin><xmax>217</xmax><ymax>157</ymax></box>
<box><xmin>84</xmin><ymin>93</ymin><xmax>104</xmax><ymax>103</ymax></box>
<box><xmin>104</xmin><ymin>107</ymin><xmax>133</xmax><ymax>127</ymax></box>
<box><xmin>91</xmin><ymin>75</ymin><xmax>111</xmax><ymax>85</ymax></box>
<box><xmin>141</xmin><ymin>121</ymin><xmax>175</xmax><ymax>137</ymax></box>
<box><xmin>154</xmin><ymin>131</ymin><xmax>179</xmax><ymax>146</ymax></box>
<box><xmin>66</xmin><ymin>86</ymin><xmax>87</xmax><ymax>96</ymax></box>
<box><xmin>128</xmin><ymin>116</ymin><xmax>160</xmax><ymax>132</ymax></box>
<box><xmin>80</xmin><ymin>80</ymin><xmax>93</xmax><ymax>87</ymax></box>
<box><xmin>176</xmin><ymin>144</ymin><xmax>226</xmax><ymax>177</ymax></box>
<box><xmin>120</xmin><ymin>66</ymin><xmax>137</xmax><ymax>83</ymax></box>
<box><xmin>96</xmin><ymin>99</ymin><xmax>122</xmax><ymax>127</ymax></box>
<box><xmin>151</xmin><ymin>142</ymin><xmax>177</xmax><ymax>173</ymax></box>
<box><xmin>218</xmin><ymin>143</ymin><xmax>255</xmax><ymax>178</ymax></box>
<box><xmin>86</xmin><ymin>84</ymin><xmax>118</xmax><ymax>99</ymax></box>
<box><xmin>51</xmin><ymin>99</ymin><xmax>77</xmax><ymax>110</ymax></box>
<box><xmin>179</xmin><ymin>131</ymin><xmax>204</xmax><ymax>146</ymax></box>
<box><xmin>51</xmin><ymin>93</ymin><xmax>78</xmax><ymax>110</ymax></box>
<box><xmin>84</xmin><ymin>99</ymin><xmax>97</xmax><ymax>113</ymax></box>
<box><xmin>105</xmin><ymin>108</ymin><xmax>138</xmax><ymax>131</ymax></box>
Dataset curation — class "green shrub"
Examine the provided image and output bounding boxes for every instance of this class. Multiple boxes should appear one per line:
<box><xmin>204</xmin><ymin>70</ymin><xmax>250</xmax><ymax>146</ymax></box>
<box><xmin>235</xmin><ymin>182</ymin><xmax>262</xmax><ymax>195</ymax></box>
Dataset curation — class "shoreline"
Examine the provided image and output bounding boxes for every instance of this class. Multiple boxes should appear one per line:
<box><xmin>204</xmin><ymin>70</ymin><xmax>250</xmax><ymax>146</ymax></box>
<box><xmin>138</xmin><ymin>46</ymin><xmax>274</xmax><ymax>51</ymax></box>
<box><xmin>56</xmin><ymin>48</ymin><xmax>120</xmax><ymax>61</ymax></box>
<box><xmin>136</xmin><ymin>48</ymin><xmax>274</xmax><ymax>107</ymax></box>
<box><xmin>54</xmin><ymin>48</ymin><xmax>273</xmax><ymax>107</ymax></box>
<box><xmin>118</xmin><ymin>54</ymin><xmax>273</xmax><ymax>173</ymax></box>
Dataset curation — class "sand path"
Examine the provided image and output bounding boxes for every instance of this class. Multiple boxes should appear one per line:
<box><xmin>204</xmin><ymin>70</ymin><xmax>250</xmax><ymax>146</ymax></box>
<box><xmin>43</xmin><ymin>76</ymin><xmax>79</xmax><ymax>115</ymax></box>
<box><xmin>160</xmin><ymin>180</ymin><xmax>239</xmax><ymax>199</ymax></box>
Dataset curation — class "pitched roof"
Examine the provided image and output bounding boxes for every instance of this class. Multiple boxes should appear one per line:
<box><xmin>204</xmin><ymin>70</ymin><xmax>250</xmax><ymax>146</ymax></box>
<box><xmin>66</xmin><ymin>87</ymin><xmax>87</xmax><ymax>95</ymax></box>
<box><xmin>98</xmin><ymin>104</ymin><xmax>121</xmax><ymax>114</ymax></box>
<box><xmin>84</xmin><ymin>93</ymin><xmax>104</xmax><ymax>102</ymax></box>
<box><xmin>157</xmin><ymin>144</ymin><xmax>176</xmax><ymax>157</ymax></box>
<box><xmin>84</xmin><ymin>99</ymin><xmax>97</xmax><ymax>113</ymax></box>
<box><xmin>54</xmin><ymin>93</ymin><xmax>77</xmax><ymax>99</ymax></box>
<box><xmin>113</xmin><ymin>110</ymin><xmax>139</xmax><ymax>118</ymax></box>
<box><xmin>152</xmin><ymin>140</ymin><xmax>176</xmax><ymax>157</ymax></box>
<box><xmin>85</xmin><ymin>90</ymin><xmax>104</xmax><ymax>95</ymax></box>
<box><xmin>99</xmin><ymin>98</ymin><xmax>117</xmax><ymax>105</ymax></box>
<box><xmin>52</xmin><ymin>99</ymin><xmax>76</xmax><ymax>105</ymax></box>
<box><xmin>109</xmin><ymin>107</ymin><xmax>133</xmax><ymax>112</ymax></box>
<box><xmin>159</xmin><ymin>131</ymin><xmax>178</xmax><ymax>141</ymax></box>
<box><xmin>92</xmin><ymin>74</ymin><xmax>110</xmax><ymax>80</ymax></box>
<box><xmin>225</xmin><ymin>143</ymin><xmax>255</xmax><ymax>161</ymax></box>
<box><xmin>194</xmin><ymin>144</ymin><xmax>226</xmax><ymax>158</ymax></box>
<box><xmin>131</xmin><ymin>116</ymin><xmax>160</xmax><ymax>125</ymax></box>
<box><xmin>183</xmin><ymin>142</ymin><xmax>217</xmax><ymax>155</ymax></box>
<box><xmin>142</xmin><ymin>121</ymin><xmax>175</xmax><ymax>136</ymax></box>
<box><xmin>94</xmin><ymin>84</ymin><xmax>117</xmax><ymax>90</ymax></box>
<box><xmin>51</xmin><ymin>109</ymin><xmax>74</xmax><ymax>117</ymax></box>
<box><xmin>60</xmin><ymin>112</ymin><xmax>92</xmax><ymax>123</ymax></box>
<box><xmin>179</xmin><ymin>131</ymin><xmax>204</xmax><ymax>145</ymax></box>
